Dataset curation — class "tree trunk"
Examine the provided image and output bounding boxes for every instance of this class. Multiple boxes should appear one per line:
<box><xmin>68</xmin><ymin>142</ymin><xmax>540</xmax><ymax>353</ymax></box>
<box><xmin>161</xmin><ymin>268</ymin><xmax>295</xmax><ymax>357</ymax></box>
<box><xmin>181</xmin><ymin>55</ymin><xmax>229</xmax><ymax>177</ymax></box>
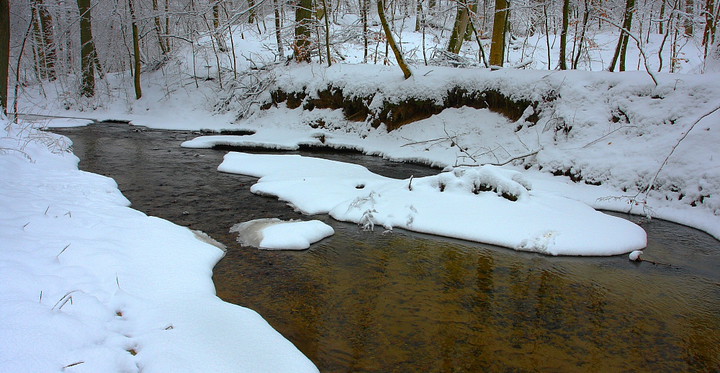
<box><xmin>609</xmin><ymin>0</ymin><xmax>635</xmax><ymax>71</ymax></box>
<box><xmin>77</xmin><ymin>0</ymin><xmax>95</xmax><ymax>97</ymax></box>
<box><xmin>274</xmin><ymin>0</ymin><xmax>284</xmax><ymax>56</ymax></box>
<box><xmin>447</xmin><ymin>0</ymin><xmax>470</xmax><ymax>54</ymax></box>
<box><xmin>129</xmin><ymin>0</ymin><xmax>142</xmax><ymax>99</ymax></box>
<box><xmin>659</xmin><ymin>0</ymin><xmax>666</xmax><ymax>34</ymax></box>
<box><xmin>152</xmin><ymin>0</ymin><xmax>169</xmax><ymax>54</ymax></box>
<box><xmin>294</xmin><ymin>0</ymin><xmax>314</xmax><ymax>62</ymax></box>
<box><xmin>415</xmin><ymin>0</ymin><xmax>422</xmax><ymax>32</ymax></box>
<box><xmin>489</xmin><ymin>0</ymin><xmax>508</xmax><ymax>68</ymax></box>
<box><xmin>31</xmin><ymin>0</ymin><xmax>57</xmax><ymax>80</ymax></box>
<box><xmin>362</xmin><ymin>0</ymin><xmax>369</xmax><ymax>62</ymax></box>
<box><xmin>321</xmin><ymin>0</ymin><xmax>332</xmax><ymax>66</ymax></box>
<box><xmin>0</xmin><ymin>0</ymin><xmax>9</xmax><ymax>112</ymax></box>
<box><xmin>559</xmin><ymin>0</ymin><xmax>570</xmax><ymax>69</ymax></box>
<box><xmin>573</xmin><ymin>0</ymin><xmax>590</xmax><ymax>69</ymax></box>
<box><xmin>248</xmin><ymin>0</ymin><xmax>257</xmax><ymax>23</ymax></box>
<box><xmin>702</xmin><ymin>0</ymin><xmax>716</xmax><ymax>48</ymax></box>
<box><xmin>378</xmin><ymin>0</ymin><xmax>412</xmax><ymax>78</ymax></box>
<box><xmin>685</xmin><ymin>0</ymin><xmax>694</xmax><ymax>36</ymax></box>
<box><xmin>463</xmin><ymin>0</ymin><xmax>478</xmax><ymax>41</ymax></box>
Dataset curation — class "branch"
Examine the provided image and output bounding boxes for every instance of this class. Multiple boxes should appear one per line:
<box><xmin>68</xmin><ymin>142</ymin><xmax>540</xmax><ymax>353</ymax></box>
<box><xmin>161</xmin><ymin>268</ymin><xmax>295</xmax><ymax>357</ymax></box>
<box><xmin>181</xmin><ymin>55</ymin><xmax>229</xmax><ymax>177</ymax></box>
<box><xmin>637</xmin><ymin>104</ymin><xmax>720</xmax><ymax>202</ymax></box>
<box><xmin>598</xmin><ymin>16</ymin><xmax>659</xmax><ymax>86</ymax></box>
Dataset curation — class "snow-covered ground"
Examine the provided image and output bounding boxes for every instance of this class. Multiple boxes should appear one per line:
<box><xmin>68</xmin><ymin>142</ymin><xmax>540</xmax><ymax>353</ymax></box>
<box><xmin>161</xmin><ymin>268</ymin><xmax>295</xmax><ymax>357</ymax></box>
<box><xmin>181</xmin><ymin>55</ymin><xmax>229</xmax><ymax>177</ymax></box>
<box><xmin>5</xmin><ymin>18</ymin><xmax>719</xmax><ymax>372</ymax></box>
<box><xmin>0</xmin><ymin>119</ymin><xmax>318</xmax><ymax>372</ymax></box>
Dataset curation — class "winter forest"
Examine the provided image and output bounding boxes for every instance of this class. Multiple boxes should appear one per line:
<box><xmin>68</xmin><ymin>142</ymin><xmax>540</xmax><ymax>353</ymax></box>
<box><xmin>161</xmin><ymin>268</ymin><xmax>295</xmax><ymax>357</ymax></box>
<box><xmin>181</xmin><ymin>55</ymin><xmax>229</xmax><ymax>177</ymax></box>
<box><xmin>1</xmin><ymin>0</ymin><xmax>719</xmax><ymax>105</ymax></box>
<box><xmin>1</xmin><ymin>0</ymin><xmax>720</xmax><ymax>371</ymax></box>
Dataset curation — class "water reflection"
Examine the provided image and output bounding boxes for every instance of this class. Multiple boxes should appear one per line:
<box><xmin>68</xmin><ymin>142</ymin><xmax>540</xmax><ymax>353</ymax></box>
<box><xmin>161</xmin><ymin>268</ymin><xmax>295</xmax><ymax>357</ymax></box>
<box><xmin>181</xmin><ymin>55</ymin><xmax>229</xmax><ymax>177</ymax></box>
<box><xmin>53</xmin><ymin>123</ymin><xmax>720</xmax><ymax>372</ymax></box>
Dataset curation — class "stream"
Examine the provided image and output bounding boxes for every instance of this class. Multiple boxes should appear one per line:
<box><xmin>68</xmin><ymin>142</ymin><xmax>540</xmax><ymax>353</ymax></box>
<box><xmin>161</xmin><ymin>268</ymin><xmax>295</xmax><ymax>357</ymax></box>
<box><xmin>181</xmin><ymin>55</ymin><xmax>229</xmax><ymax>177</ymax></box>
<box><xmin>52</xmin><ymin>122</ymin><xmax>720</xmax><ymax>372</ymax></box>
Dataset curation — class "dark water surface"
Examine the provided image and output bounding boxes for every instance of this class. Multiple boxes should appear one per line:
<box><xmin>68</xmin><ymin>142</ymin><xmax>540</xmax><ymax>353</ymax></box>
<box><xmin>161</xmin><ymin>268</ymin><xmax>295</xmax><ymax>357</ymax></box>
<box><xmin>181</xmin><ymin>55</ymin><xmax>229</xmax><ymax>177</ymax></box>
<box><xmin>53</xmin><ymin>123</ymin><xmax>720</xmax><ymax>372</ymax></box>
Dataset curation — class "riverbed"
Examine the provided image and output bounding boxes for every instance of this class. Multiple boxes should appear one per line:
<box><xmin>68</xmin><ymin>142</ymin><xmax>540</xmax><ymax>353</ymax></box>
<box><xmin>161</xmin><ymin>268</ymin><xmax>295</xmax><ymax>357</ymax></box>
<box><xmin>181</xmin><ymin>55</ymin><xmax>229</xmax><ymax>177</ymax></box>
<box><xmin>52</xmin><ymin>122</ymin><xmax>720</xmax><ymax>372</ymax></box>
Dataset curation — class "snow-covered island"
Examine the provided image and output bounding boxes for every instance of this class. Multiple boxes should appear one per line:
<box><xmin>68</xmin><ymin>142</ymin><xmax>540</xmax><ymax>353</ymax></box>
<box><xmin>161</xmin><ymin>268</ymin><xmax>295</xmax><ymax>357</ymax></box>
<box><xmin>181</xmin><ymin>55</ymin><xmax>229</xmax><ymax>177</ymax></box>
<box><xmin>219</xmin><ymin>152</ymin><xmax>647</xmax><ymax>256</ymax></box>
<box><xmin>2</xmin><ymin>0</ymin><xmax>720</xmax><ymax>370</ymax></box>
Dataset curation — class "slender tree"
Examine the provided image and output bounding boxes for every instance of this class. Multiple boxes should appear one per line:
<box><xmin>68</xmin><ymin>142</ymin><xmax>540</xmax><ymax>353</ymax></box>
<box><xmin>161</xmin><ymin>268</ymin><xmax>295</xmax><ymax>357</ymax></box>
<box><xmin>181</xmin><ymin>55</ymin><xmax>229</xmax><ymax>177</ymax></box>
<box><xmin>77</xmin><ymin>0</ymin><xmax>95</xmax><ymax>97</ymax></box>
<box><xmin>320</xmin><ymin>0</ymin><xmax>332</xmax><ymax>66</ymax></box>
<box><xmin>274</xmin><ymin>0</ymin><xmax>284</xmax><ymax>56</ymax></box>
<box><xmin>362</xmin><ymin>0</ymin><xmax>369</xmax><ymax>62</ymax></box>
<box><xmin>247</xmin><ymin>0</ymin><xmax>257</xmax><ymax>23</ymax></box>
<box><xmin>685</xmin><ymin>0</ymin><xmax>695</xmax><ymax>35</ymax></box>
<box><xmin>0</xmin><ymin>0</ymin><xmax>8</xmax><ymax>112</ymax></box>
<box><xmin>489</xmin><ymin>0</ymin><xmax>509</xmax><ymax>68</ymax></box>
<box><xmin>129</xmin><ymin>0</ymin><xmax>142</xmax><ymax>99</ymax></box>
<box><xmin>448</xmin><ymin>0</ymin><xmax>471</xmax><ymax>54</ymax></box>
<box><xmin>294</xmin><ymin>0</ymin><xmax>314</xmax><ymax>62</ymax></box>
<box><xmin>31</xmin><ymin>0</ymin><xmax>57</xmax><ymax>80</ymax></box>
<box><xmin>608</xmin><ymin>0</ymin><xmax>636</xmax><ymax>72</ymax></box>
<box><xmin>378</xmin><ymin>0</ymin><xmax>412</xmax><ymax>78</ymax></box>
<box><xmin>152</xmin><ymin>0</ymin><xmax>170</xmax><ymax>55</ymax></box>
<box><xmin>702</xmin><ymin>0</ymin><xmax>717</xmax><ymax>55</ymax></box>
<box><xmin>573</xmin><ymin>0</ymin><xmax>590</xmax><ymax>68</ymax></box>
<box><xmin>559</xmin><ymin>0</ymin><xmax>570</xmax><ymax>69</ymax></box>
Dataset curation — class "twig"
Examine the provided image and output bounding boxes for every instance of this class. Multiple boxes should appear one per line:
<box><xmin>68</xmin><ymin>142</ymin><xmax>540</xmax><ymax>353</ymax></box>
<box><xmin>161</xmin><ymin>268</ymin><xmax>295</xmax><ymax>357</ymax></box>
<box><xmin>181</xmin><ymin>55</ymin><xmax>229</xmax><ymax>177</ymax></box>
<box><xmin>490</xmin><ymin>148</ymin><xmax>542</xmax><ymax>166</ymax></box>
<box><xmin>56</xmin><ymin>244</ymin><xmax>71</xmax><ymax>258</ymax></box>
<box><xmin>52</xmin><ymin>291</ymin><xmax>78</xmax><ymax>311</ymax></box>
<box><xmin>443</xmin><ymin>124</ymin><xmax>477</xmax><ymax>163</ymax></box>
<box><xmin>582</xmin><ymin>125</ymin><xmax>637</xmax><ymax>148</ymax></box>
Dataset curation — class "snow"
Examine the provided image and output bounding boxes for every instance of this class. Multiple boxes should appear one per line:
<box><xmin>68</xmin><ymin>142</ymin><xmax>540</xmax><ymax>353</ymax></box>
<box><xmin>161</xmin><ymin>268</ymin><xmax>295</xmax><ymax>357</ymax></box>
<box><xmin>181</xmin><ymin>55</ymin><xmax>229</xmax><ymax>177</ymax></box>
<box><xmin>0</xmin><ymin>119</ymin><xmax>318</xmax><ymax>372</ymax></box>
<box><xmin>230</xmin><ymin>218</ymin><xmax>335</xmax><ymax>250</ymax></box>
<box><xmin>219</xmin><ymin>152</ymin><xmax>646</xmax><ymax>256</ymax></box>
<box><xmin>629</xmin><ymin>250</ymin><xmax>643</xmax><ymax>261</ymax></box>
<box><xmin>6</xmin><ymin>18</ymin><xmax>720</xmax><ymax>372</ymax></box>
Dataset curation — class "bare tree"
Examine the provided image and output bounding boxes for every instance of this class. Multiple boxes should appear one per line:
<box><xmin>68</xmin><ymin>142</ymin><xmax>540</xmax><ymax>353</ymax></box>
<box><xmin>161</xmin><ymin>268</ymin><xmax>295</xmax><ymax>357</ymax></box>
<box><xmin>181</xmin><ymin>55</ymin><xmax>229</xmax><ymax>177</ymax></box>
<box><xmin>609</xmin><ymin>0</ymin><xmax>636</xmax><ymax>71</ymax></box>
<box><xmin>0</xmin><ymin>0</ymin><xmax>8</xmax><ymax>112</ymax></box>
<box><xmin>294</xmin><ymin>0</ymin><xmax>314</xmax><ymax>62</ymax></box>
<box><xmin>152</xmin><ymin>0</ymin><xmax>170</xmax><ymax>55</ymax></box>
<box><xmin>447</xmin><ymin>0</ymin><xmax>471</xmax><ymax>54</ymax></box>
<box><xmin>559</xmin><ymin>0</ymin><xmax>570</xmax><ymax>69</ymax></box>
<box><xmin>378</xmin><ymin>0</ymin><xmax>412</xmax><ymax>78</ymax></box>
<box><xmin>489</xmin><ymin>0</ymin><xmax>509</xmax><ymax>68</ymax></box>
<box><xmin>31</xmin><ymin>0</ymin><xmax>57</xmax><ymax>80</ymax></box>
<box><xmin>702</xmin><ymin>0</ymin><xmax>717</xmax><ymax>57</ymax></box>
<box><xmin>273</xmin><ymin>0</ymin><xmax>283</xmax><ymax>56</ymax></box>
<box><xmin>77</xmin><ymin>0</ymin><xmax>96</xmax><ymax>97</ymax></box>
<box><xmin>129</xmin><ymin>0</ymin><xmax>142</xmax><ymax>99</ymax></box>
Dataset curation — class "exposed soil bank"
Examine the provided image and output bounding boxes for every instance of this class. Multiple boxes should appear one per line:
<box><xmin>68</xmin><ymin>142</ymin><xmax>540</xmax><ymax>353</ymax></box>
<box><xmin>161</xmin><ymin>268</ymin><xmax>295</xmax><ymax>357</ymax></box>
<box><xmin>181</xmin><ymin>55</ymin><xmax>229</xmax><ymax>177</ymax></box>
<box><xmin>262</xmin><ymin>86</ymin><xmax>542</xmax><ymax>131</ymax></box>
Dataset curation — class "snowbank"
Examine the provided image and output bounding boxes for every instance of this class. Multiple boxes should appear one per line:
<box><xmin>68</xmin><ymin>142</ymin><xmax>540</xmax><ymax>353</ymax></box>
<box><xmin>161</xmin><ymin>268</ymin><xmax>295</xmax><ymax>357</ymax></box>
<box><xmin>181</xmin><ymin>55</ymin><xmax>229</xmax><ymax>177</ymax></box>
<box><xmin>183</xmin><ymin>64</ymin><xmax>720</xmax><ymax>240</ymax></box>
<box><xmin>0</xmin><ymin>120</ymin><xmax>317</xmax><ymax>372</ymax></box>
<box><xmin>219</xmin><ymin>152</ymin><xmax>646</xmax><ymax>256</ymax></box>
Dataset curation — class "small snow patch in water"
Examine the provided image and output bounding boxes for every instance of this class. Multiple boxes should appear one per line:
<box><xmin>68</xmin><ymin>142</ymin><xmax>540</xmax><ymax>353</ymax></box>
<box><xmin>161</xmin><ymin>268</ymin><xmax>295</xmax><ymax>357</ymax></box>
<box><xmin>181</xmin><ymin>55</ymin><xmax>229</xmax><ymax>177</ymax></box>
<box><xmin>230</xmin><ymin>218</ymin><xmax>334</xmax><ymax>250</ymax></box>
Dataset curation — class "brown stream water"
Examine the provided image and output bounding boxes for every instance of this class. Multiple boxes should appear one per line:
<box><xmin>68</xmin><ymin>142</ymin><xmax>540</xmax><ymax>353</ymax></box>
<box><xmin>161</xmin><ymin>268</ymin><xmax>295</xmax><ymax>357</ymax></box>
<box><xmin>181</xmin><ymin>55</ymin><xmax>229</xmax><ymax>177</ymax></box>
<box><xmin>52</xmin><ymin>123</ymin><xmax>720</xmax><ymax>372</ymax></box>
